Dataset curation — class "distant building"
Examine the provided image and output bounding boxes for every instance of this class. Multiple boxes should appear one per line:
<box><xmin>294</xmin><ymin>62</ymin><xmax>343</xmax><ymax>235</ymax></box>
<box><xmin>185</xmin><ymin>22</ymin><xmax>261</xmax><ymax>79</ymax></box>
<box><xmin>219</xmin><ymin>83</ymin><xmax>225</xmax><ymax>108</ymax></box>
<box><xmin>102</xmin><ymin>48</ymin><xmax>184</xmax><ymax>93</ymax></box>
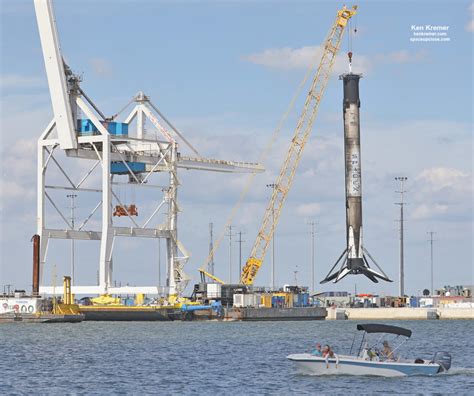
<box><xmin>313</xmin><ymin>291</ymin><xmax>351</xmax><ymax>307</ymax></box>
<box><xmin>435</xmin><ymin>285</ymin><xmax>473</xmax><ymax>298</ymax></box>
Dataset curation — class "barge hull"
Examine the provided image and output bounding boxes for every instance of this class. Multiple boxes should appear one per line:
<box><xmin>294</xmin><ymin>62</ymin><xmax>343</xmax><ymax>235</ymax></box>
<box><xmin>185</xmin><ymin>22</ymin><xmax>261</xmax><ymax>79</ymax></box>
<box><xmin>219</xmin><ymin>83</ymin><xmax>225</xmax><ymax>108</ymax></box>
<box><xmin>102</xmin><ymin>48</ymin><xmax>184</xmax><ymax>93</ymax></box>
<box><xmin>79</xmin><ymin>307</ymin><xmax>173</xmax><ymax>321</ymax></box>
<box><xmin>0</xmin><ymin>313</ymin><xmax>84</xmax><ymax>323</ymax></box>
<box><xmin>226</xmin><ymin>307</ymin><xmax>327</xmax><ymax>321</ymax></box>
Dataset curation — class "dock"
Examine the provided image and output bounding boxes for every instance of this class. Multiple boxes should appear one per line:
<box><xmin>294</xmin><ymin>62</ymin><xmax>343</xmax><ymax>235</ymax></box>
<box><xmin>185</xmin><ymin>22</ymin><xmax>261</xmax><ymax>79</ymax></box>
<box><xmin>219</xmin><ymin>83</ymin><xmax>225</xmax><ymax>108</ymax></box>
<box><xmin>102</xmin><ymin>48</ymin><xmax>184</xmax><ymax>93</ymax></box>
<box><xmin>326</xmin><ymin>307</ymin><xmax>474</xmax><ymax>320</ymax></box>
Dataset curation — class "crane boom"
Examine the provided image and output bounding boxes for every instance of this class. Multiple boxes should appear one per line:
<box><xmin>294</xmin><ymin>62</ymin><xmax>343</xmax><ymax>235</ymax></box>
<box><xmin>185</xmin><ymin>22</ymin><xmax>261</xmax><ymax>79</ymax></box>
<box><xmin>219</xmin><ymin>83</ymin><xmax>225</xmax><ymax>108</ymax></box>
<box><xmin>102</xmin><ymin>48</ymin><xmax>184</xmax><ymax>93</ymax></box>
<box><xmin>34</xmin><ymin>0</ymin><xmax>78</xmax><ymax>150</ymax></box>
<box><xmin>240</xmin><ymin>5</ymin><xmax>357</xmax><ymax>285</ymax></box>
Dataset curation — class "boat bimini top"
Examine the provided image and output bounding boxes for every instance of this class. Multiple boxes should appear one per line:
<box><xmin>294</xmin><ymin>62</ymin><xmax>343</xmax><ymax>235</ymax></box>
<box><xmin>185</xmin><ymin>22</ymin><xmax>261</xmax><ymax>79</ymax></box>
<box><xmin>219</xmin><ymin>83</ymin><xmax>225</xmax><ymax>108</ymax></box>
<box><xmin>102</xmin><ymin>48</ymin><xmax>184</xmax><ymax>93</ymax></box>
<box><xmin>356</xmin><ymin>324</ymin><xmax>412</xmax><ymax>338</ymax></box>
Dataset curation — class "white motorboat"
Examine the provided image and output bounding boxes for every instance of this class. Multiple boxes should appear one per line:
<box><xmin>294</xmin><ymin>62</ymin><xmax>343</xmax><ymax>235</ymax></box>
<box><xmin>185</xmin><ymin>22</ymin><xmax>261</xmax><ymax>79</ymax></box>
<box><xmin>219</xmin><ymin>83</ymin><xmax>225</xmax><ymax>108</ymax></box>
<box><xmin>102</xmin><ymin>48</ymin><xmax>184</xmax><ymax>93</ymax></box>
<box><xmin>287</xmin><ymin>324</ymin><xmax>451</xmax><ymax>377</ymax></box>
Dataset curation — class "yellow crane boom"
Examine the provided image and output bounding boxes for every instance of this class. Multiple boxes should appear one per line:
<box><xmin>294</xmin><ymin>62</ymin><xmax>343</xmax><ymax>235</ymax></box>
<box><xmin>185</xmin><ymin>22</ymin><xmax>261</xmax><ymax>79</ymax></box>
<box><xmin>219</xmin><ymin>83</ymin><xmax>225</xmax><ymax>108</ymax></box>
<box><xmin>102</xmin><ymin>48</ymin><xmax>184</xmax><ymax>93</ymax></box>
<box><xmin>240</xmin><ymin>5</ymin><xmax>357</xmax><ymax>285</ymax></box>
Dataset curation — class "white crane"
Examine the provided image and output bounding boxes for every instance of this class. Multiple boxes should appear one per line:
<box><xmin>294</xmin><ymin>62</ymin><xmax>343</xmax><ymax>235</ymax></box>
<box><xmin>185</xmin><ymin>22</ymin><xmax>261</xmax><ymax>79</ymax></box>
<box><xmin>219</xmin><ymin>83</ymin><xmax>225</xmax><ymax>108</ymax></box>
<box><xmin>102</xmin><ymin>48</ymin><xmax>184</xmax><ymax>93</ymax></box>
<box><xmin>34</xmin><ymin>0</ymin><xmax>263</xmax><ymax>297</ymax></box>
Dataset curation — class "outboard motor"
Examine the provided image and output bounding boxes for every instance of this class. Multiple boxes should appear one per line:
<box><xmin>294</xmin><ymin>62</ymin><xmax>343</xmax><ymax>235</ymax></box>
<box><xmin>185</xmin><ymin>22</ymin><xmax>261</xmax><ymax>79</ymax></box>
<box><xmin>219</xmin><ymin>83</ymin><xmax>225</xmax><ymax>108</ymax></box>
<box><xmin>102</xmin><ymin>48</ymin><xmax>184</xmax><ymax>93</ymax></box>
<box><xmin>432</xmin><ymin>351</ymin><xmax>452</xmax><ymax>373</ymax></box>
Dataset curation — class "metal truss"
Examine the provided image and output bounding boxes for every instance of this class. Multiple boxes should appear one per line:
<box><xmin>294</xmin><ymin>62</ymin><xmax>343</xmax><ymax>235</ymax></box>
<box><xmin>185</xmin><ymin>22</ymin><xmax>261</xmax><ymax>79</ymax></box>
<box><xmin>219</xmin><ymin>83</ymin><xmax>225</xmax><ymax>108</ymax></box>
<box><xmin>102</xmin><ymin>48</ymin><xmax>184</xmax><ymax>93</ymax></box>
<box><xmin>38</xmin><ymin>94</ymin><xmax>188</xmax><ymax>296</ymax></box>
<box><xmin>37</xmin><ymin>90</ymin><xmax>264</xmax><ymax>297</ymax></box>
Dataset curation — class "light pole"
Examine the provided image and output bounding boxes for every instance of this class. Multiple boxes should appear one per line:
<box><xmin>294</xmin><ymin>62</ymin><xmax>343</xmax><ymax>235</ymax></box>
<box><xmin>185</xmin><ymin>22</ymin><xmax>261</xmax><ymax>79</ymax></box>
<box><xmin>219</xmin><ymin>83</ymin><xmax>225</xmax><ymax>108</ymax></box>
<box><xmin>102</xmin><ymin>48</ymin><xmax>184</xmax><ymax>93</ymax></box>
<box><xmin>209</xmin><ymin>222</ymin><xmax>215</xmax><ymax>276</ymax></box>
<box><xmin>266</xmin><ymin>183</ymin><xmax>277</xmax><ymax>290</ymax></box>
<box><xmin>67</xmin><ymin>194</ymin><xmax>77</xmax><ymax>286</ymax></box>
<box><xmin>237</xmin><ymin>230</ymin><xmax>245</xmax><ymax>279</ymax></box>
<box><xmin>308</xmin><ymin>221</ymin><xmax>316</xmax><ymax>294</ymax></box>
<box><xmin>227</xmin><ymin>225</ymin><xmax>233</xmax><ymax>283</ymax></box>
<box><xmin>427</xmin><ymin>231</ymin><xmax>436</xmax><ymax>296</ymax></box>
<box><xmin>395</xmin><ymin>177</ymin><xmax>407</xmax><ymax>297</ymax></box>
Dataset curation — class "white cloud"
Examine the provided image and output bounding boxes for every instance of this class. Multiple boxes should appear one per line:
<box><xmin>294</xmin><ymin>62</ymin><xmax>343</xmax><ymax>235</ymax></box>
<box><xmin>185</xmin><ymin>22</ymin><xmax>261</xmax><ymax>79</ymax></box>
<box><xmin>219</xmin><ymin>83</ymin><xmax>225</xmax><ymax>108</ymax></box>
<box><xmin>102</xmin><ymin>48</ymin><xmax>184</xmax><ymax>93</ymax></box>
<box><xmin>411</xmin><ymin>203</ymin><xmax>449</xmax><ymax>220</ymax></box>
<box><xmin>0</xmin><ymin>180</ymin><xmax>33</xmax><ymax>201</ymax></box>
<box><xmin>415</xmin><ymin>167</ymin><xmax>471</xmax><ymax>192</ymax></box>
<box><xmin>244</xmin><ymin>45</ymin><xmax>372</xmax><ymax>74</ymax></box>
<box><xmin>0</xmin><ymin>138</ymin><xmax>37</xmax><ymax>210</ymax></box>
<box><xmin>244</xmin><ymin>46</ymin><xmax>429</xmax><ymax>74</ymax></box>
<box><xmin>0</xmin><ymin>74</ymin><xmax>45</xmax><ymax>89</ymax></box>
<box><xmin>296</xmin><ymin>202</ymin><xmax>321</xmax><ymax>217</ymax></box>
<box><xmin>466</xmin><ymin>3</ymin><xmax>474</xmax><ymax>32</ymax></box>
<box><xmin>89</xmin><ymin>58</ymin><xmax>112</xmax><ymax>77</ymax></box>
<box><xmin>409</xmin><ymin>167</ymin><xmax>473</xmax><ymax>222</ymax></box>
<box><xmin>466</xmin><ymin>19</ymin><xmax>474</xmax><ymax>32</ymax></box>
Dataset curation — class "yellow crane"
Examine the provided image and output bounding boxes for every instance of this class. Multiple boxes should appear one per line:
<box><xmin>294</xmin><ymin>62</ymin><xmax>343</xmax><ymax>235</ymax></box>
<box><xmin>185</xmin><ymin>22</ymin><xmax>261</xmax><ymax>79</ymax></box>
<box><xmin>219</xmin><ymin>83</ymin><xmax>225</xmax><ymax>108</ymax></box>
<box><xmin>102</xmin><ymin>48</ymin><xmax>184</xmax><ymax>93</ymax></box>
<box><xmin>240</xmin><ymin>5</ymin><xmax>358</xmax><ymax>285</ymax></box>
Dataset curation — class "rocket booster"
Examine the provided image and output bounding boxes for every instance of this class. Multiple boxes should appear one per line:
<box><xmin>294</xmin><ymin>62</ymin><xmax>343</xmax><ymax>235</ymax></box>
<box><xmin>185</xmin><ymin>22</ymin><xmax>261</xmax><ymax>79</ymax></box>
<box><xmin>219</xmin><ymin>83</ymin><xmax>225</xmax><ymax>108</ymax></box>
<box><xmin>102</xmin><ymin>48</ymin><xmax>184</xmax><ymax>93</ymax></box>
<box><xmin>321</xmin><ymin>73</ymin><xmax>391</xmax><ymax>284</ymax></box>
<box><xmin>343</xmin><ymin>73</ymin><xmax>364</xmax><ymax>268</ymax></box>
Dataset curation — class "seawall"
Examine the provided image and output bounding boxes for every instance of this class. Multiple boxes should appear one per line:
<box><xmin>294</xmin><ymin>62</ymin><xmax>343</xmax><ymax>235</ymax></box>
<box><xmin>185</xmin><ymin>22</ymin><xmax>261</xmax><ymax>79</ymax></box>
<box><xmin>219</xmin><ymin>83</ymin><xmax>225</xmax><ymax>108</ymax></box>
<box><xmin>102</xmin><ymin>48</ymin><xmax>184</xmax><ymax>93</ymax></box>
<box><xmin>326</xmin><ymin>307</ymin><xmax>474</xmax><ymax>320</ymax></box>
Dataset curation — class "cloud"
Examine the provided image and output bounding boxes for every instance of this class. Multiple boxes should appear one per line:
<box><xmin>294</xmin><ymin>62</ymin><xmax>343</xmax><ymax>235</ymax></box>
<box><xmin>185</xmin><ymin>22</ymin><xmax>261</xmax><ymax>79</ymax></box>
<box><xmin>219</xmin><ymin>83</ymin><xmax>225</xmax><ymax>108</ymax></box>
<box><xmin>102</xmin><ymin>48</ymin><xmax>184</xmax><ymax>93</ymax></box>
<box><xmin>411</xmin><ymin>203</ymin><xmax>449</xmax><ymax>220</ymax></box>
<box><xmin>296</xmin><ymin>202</ymin><xmax>321</xmax><ymax>217</ymax></box>
<box><xmin>415</xmin><ymin>167</ymin><xmax>471</xmax><ymax>193</ymax></box>
<box><xmin>0</xmin><ymin>74</ymin><xmax>45</xmax><ymax>89</ymax></box>
<box><xmin>466</xmin><ymin>3</ymin><xmax>474</xmax><ymax>32</ymax></box>
<box><xmin>89</xmin><ymin>58</ymin><xmax>112</xmax><ymax>77</ymax></box>
<box><xmin>244</xmin><ymin>45</ymin><xmax>372</xmax><ymax>74</ymax></box>
<box><xmin>466</xmin><ymin>20</ymin><xmax>474</xmax><ymax>32</ymax></box>
<box><xmin>409</xmin><ymin>167</ymin><xmax>473</xmax><ymax>222</ymax></box>
<box><xmin>244</xmin><ymin>46</ymin><xmax>430</xmax><ymax>74</ymax></box>
<box><xmin>0</xmin><ymin>138</ymin><xmax>37</xmax><ymax>210</ymax></box>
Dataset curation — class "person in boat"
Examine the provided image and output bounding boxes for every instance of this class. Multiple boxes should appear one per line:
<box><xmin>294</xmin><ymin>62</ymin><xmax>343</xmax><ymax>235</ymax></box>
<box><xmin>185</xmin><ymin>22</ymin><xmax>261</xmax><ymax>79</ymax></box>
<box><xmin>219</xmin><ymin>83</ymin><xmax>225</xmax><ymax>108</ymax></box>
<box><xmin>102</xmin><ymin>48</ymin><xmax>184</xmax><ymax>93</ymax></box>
<box><xmin>322</xmin><ymin>345</ymin><xmax>339</xmax><ymax>369</ymax></box>
<box><xmin>311</xmin><ymin>343</ymin><xmax>322</xmax><ymax>356</ymax></box>
<box><xmin>381</xmin><ymin>340</ymin><xmax>395</xmax><ymax>360</ymax></box>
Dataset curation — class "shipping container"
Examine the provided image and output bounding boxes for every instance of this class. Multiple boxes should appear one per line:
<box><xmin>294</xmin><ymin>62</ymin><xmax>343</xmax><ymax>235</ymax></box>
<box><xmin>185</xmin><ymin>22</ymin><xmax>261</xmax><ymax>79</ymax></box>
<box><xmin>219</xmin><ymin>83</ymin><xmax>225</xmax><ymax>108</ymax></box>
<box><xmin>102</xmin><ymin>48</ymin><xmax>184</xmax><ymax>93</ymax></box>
<box><xmin>233</xmin><ymin>293</ymin><xmax>258</xmax><ymax>308</ymax></box>
<box><xmin>409</xmin><ymin>296</ymin><xmax>420</xmax><ymax>307</ymax></box>
<box><xmin>111</xmin><ymin>161</ymin><xmax>146</xmax><ymax>175</ymax></box>
<box><xmin>207</xmin><ymin>283</ymin><xmax>221</xmax><ymax>299</ymax></box>
<box><xmin>260</xmin><ymin>294</ymin><xmax>272</xmax><ymax>308</ymax></box>
<box><xmin>76</xmin><ymin>119</ymin><xmax>129</xmax><ymax>136</ymax></box>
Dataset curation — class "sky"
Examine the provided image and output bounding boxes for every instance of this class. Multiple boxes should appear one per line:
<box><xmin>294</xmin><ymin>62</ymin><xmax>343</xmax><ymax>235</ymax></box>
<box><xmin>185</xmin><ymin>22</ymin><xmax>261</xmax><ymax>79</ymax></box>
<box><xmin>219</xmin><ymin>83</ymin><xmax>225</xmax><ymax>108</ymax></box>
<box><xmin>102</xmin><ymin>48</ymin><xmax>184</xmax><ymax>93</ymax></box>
<box><xmin>0</xmin><ymin>0</ymin><xmax>473</xmax><ymax>296</ymax></box>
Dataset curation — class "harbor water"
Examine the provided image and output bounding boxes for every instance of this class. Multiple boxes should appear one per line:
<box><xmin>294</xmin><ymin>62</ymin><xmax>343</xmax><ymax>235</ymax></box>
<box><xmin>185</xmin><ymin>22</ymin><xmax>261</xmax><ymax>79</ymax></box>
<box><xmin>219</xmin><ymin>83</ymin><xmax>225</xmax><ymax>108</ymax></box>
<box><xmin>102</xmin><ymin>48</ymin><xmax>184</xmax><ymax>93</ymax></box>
<box><xmin>1</xmin><ymin>320</ymin><xmax>473</xmax><ymax>394</ymax></box>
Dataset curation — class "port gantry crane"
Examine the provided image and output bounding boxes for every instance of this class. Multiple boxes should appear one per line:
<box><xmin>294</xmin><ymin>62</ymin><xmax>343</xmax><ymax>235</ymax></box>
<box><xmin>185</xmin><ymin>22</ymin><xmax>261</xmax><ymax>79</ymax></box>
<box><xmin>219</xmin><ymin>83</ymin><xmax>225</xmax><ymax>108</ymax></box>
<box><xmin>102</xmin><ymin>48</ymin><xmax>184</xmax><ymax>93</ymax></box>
<box><xmin>239</xmin><ymin>5</ymin><xmax>358</xmax><ymax>286</ymax></box>
<box><xmin>34</xmin><ymin>0</ymin><xmax>263</xmax><ymax>297</ymax></box>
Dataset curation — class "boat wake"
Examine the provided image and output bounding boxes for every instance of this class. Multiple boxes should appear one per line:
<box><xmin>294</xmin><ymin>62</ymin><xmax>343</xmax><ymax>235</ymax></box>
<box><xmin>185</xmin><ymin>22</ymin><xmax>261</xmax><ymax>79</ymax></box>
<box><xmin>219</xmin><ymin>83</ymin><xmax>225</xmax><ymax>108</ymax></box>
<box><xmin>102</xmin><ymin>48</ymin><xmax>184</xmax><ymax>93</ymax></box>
<box><xmin>443</xmin><ymin>367</ymin><xmax>474</xmax><ymax>376</ymax></box>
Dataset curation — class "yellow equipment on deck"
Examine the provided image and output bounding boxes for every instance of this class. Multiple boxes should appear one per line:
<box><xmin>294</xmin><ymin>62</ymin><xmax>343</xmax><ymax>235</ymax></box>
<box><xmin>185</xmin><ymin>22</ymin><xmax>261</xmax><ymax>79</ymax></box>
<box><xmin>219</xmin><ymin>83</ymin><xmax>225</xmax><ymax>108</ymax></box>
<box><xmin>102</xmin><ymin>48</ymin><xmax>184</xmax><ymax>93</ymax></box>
<box><xmin>240</xmin><ymin>5</ymin><xmax>357</xmax><ymax>285</ymax></box>
<box><xmin>198</xmin><ymin>269</ymin><xmax>225</xmax><ymax>285</ymax></box>
<box><xmin>52</xmin><ymin>276</ymin><xmax>82</xmax><ymax>315</ymax></box>
<box><xmin>90</xmin><ymin>294</ymin><xmax>121</xmax><ymax>305</ymax></box>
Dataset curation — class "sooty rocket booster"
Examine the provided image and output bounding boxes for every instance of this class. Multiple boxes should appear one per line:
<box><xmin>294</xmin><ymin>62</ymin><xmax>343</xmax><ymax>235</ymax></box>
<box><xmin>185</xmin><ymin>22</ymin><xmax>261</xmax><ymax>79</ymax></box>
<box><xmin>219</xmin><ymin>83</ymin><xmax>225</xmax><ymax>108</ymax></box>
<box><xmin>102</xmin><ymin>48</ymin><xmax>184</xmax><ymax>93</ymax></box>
<box><xmin>321</xmin><ymin>73</ymin><xmax>392</xmax><ymax>284</ymax></box>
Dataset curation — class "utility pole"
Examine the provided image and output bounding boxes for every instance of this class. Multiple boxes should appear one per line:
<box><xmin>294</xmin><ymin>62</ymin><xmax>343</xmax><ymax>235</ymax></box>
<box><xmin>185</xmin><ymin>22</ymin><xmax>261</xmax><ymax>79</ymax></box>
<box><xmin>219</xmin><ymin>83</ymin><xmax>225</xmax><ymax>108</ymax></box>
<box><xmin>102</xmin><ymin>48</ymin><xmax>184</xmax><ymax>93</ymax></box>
<box><xmin>227</xmin><ymin>225</ymin><xmax>233</xmax><ymax>283</ymax></box>
<box><xmin>209</xmin><ymin>222</ymin><xmax>215</xmax><ymax>275</ymax></box>
<box><xmin>266</xmin><ymin>183</ymin><xmax>277</xmax><ymax>290</ymax></box>
<box><xmin>67</xmin><ymin>194</ymin><xmax>77</xmax><ymax>286</ymax></box>
<box><xmin>395</xmin><ymin>177</ymin><xmax>407</xmax><ymax>297</ymax></box>
<box><xmin>237</xmin><ymin>231</ymin><xmax>245</xmax><ymax>279</ymax></box>
<box><xmin>427</xmin><ymin>231</ymin><xmax>436</xmax><ymax>296</ymax></box>
<box><xmin>308</xmin><ymin>221</ymin><xmax>316</xmax><ymax>294</ymax></box>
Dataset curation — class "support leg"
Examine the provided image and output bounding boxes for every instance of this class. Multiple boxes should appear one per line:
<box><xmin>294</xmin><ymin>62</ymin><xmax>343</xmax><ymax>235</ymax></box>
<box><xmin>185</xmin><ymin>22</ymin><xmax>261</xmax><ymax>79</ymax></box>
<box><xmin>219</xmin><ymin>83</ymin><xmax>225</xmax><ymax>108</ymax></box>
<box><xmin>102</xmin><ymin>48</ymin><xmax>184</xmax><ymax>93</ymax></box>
<box><xmin>99</xmin><ymin>136</ymin><xmax>113</xmax><ymax>294</ymax></box>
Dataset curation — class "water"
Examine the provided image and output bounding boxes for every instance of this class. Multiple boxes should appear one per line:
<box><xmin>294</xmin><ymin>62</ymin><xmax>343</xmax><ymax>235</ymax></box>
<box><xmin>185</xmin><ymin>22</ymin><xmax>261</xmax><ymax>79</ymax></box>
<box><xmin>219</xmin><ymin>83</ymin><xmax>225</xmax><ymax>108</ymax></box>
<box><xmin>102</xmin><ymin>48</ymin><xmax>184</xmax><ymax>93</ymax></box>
<box><xmin>1</xmin><ymin>320</ymin><xmax>473</xmax><ymax>394</ymax></box>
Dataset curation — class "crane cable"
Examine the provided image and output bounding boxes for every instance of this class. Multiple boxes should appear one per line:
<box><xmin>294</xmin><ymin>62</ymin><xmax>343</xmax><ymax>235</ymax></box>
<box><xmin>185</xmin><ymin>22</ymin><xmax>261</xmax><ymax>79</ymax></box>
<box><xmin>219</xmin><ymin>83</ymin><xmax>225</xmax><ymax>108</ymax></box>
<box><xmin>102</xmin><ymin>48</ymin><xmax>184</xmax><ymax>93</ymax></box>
<box><xmin>347</xmin><ymin>15</ymin><xmax>358</xmax><ymax>71</ymax></box>
<box><xmin>200</xmin><ymin>46</ymin><xmax>324</xmax><ymax>274</ymax></box>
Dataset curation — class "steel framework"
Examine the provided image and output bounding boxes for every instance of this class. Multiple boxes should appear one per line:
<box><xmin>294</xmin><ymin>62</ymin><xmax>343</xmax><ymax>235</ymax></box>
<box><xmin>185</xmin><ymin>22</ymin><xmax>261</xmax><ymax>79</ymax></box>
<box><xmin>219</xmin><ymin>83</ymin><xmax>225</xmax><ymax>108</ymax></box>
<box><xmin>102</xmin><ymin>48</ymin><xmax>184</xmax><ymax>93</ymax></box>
<box><xmin>34</xmin><ymin>0</ymin><xmax>263</xmax><ymax>297</ymax></box>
